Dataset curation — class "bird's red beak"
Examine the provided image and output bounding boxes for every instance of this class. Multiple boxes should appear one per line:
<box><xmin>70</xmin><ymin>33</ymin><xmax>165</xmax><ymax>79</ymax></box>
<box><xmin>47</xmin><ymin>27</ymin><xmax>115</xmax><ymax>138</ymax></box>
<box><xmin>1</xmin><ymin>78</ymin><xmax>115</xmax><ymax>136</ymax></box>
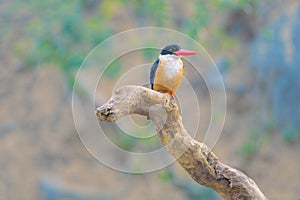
<box><xmin>174</xmin><ymin>49</ymin><xmax>197</xmax><ymax>56</ymax></box>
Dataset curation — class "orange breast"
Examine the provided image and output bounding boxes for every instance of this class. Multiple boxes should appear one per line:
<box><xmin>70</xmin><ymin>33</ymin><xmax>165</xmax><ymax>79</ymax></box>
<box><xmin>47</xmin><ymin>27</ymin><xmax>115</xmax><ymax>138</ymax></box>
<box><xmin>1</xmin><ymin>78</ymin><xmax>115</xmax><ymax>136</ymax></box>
<box><xmin>153</xmin><ymin>59</ymin><xmax>184</xmax><ymax>96</ymax></box>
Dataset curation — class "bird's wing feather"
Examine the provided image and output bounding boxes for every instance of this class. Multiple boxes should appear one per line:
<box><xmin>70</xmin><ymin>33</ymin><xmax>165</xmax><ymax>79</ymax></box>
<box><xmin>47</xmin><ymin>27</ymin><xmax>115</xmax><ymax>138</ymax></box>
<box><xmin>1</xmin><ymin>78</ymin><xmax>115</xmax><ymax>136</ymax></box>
<box><xmin>150</xmin><ymin>58</ymin><xmax>159</xmax><ymax>89</ymax></box>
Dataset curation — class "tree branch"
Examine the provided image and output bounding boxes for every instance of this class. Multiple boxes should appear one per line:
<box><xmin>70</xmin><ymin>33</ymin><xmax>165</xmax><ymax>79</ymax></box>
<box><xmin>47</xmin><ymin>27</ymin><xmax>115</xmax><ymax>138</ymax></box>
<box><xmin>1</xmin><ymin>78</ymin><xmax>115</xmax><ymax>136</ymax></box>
<box><xmin>96</xmin><ymin>85</ymin><xmax>268</xmax><ymax>200</ymax></box>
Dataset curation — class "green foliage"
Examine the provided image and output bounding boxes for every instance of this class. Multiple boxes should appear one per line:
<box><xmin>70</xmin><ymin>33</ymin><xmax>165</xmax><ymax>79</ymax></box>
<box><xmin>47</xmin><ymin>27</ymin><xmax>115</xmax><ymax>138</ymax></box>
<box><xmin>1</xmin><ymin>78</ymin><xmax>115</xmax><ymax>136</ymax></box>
<box><xmin>128</xmin><ymin>0</ymin><xmax>168</xmax><ymax>26</ymax></box>
<box><xmin>262</xmin><ymin>28</ymin><xmax>275</xmax><ymax>41</ymax></box>
<box><xmin>240</xmin><ymin>122</ymin><xmax>273</xmax><ymax>158</ymax></box>
<box><xmin>141</xmin><ymin>48</ymin><xmax>158</xmax><ymax>62</ymax></box>
<box><xmin>239</xmin><ymin>130</ymin><xmax>259</xmax><ymax>158</ymax></box>
<box><xmin>103</xmin><ymin>59</ymin><xmax>122</xmax><ymax>79</ymax></box>
<box><xmin>105</xmin><ymin>126</ymin><xmax>160</xmax><ymax>152</ymax></box>
<box><xmin>158</xmin><ymin>169</ymin><xmax>173</xmax><ymax>181</ymax></box>
<box><xmin>282</xmin><ymin>126</ymin><xmax>300</xmax><ymax>143</ymax></box>
<box><xmin>212</xmin><ymin>0</ymin><xmax>257</xmax><ymax>10</ymax></box>
<box><xmin>13</xmin><ymin>0</ymin><xmax>112</xmax><ymax>87</ymax></box>
<box><xmin>11</xmin><ymin>0</ymin><xmax>257</xmax><ymax>88</ymax></box>
<box><xmin>108</xmin><ymin>130</ymin><xmax>136</xmax><ymax>151</ymax></box>
<box><xmin>140</xmin><ymin>135</ymin><xmax>159</xmax><ymax>148</ymax></box>
<box><xmin>181</xmin><ymin>0</ymin><xmax>210</xmax><ymax>39</ymax></box>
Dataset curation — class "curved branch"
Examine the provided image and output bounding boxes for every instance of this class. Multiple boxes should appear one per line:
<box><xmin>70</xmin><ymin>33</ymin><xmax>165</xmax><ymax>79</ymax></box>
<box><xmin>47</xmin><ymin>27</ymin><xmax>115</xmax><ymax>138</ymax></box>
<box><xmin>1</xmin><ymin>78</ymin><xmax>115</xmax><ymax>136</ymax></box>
<box><xmin>96</xmin><ymin>85</ymin><xmax>268</xmax><ymax>200</ymax></box>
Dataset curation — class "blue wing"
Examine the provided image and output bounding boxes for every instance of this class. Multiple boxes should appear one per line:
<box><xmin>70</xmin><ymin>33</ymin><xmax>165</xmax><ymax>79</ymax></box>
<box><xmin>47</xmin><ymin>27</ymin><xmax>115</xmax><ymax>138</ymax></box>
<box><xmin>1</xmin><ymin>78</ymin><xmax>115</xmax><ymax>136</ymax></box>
<box><xmin>150</xmin><ymin>59</ymin><xmax>159</xmax><ymax>89</ymax></box>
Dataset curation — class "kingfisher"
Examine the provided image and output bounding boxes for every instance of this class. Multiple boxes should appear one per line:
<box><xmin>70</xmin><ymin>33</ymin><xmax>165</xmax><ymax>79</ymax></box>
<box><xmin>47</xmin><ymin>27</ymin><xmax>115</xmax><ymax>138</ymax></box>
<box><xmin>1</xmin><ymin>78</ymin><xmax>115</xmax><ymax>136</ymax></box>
<box><xmin>150</xmin><ymin>44</ymin><xmax>197</xmax><ymax>97</ymax></box>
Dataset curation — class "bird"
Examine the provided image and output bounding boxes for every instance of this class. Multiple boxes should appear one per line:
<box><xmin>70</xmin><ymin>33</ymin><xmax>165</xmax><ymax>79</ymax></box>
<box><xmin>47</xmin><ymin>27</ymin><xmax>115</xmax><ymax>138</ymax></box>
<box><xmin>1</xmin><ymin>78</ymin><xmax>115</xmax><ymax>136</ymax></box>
<box><xmin>150</xmin><ymin>44</ymin><xmax>197</xmax><ymax>97</ymax></box>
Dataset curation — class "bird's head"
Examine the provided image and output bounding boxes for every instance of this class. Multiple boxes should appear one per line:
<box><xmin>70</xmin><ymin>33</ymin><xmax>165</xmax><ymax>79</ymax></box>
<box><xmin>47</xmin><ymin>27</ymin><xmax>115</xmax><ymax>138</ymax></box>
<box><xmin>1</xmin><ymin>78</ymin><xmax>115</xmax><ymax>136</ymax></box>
<box><xmin>160</xmin><ymin>44</ymin><xmax>197</xmax><ymax>59</ymax></box>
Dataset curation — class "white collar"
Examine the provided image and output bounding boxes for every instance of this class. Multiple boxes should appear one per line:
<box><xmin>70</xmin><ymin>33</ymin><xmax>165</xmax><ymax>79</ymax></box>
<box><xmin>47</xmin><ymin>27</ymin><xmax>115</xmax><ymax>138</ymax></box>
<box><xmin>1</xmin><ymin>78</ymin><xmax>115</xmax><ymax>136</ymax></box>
<box><xmin>159</xmin><ymin>54</ymin><xmax>181</xmax><ymax>60</ymax></box>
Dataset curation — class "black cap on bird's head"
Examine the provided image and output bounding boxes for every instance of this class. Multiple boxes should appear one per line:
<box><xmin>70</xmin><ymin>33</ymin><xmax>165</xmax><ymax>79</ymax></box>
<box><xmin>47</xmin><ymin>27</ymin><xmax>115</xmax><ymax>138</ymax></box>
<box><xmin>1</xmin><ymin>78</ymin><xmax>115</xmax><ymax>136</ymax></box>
<box><xmin>160</xmin><ymin>44</ymin><xmax>181</xmax><ymax>55</ymax></box>
<box><xmin>160</xmin><ymin>44</ymin><xmax>197</xmax><ymax>56</ymax></box>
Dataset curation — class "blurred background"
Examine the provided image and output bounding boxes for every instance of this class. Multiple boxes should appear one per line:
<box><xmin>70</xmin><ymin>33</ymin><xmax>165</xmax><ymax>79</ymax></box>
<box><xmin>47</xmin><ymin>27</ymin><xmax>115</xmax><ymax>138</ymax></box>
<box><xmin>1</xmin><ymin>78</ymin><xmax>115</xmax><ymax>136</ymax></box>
<box><xmin>1</xmin><ymin>0</ymin><xmax>300</xmax><ymax>199</ymax></box>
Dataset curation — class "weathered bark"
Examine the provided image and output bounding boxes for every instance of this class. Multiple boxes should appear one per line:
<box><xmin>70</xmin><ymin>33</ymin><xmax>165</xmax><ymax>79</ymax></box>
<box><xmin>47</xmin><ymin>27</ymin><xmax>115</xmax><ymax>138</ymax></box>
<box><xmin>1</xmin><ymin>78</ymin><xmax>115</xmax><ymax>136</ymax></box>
<box><xmin>96</xmin><ymin>85</ymin><xmax>268</xmax><ymax>200</ymax></box>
